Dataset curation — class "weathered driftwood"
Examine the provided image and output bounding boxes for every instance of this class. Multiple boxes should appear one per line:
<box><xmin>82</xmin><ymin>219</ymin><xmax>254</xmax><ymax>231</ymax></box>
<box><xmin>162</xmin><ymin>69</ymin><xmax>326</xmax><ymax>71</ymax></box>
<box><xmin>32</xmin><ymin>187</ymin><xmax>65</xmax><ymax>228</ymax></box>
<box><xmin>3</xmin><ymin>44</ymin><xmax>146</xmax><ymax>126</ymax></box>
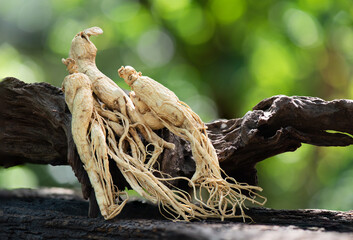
<box><xmin>1</xmin><ymin>77</ymin><xmax>353</xmax><ymax>216</ymax></box>
<box><xmin>1</xmin><ymin>188</ymin><xmax>352</xmax><ymax>239</ymax></box>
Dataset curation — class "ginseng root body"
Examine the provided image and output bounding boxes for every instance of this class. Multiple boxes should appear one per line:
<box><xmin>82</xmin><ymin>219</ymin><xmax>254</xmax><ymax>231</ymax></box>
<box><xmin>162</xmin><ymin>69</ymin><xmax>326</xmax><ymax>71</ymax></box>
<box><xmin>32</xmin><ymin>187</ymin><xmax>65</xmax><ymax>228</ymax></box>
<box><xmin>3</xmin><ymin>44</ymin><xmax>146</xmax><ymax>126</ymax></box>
<box><xmin>63</xmin><ymin>27</ymin><xmax>266</xmax><ymax>222</ymax></box>
<box><xmin>119</xmin><ymin>66</ymin><xmax>267</xmax><ymax>220</ymax></box>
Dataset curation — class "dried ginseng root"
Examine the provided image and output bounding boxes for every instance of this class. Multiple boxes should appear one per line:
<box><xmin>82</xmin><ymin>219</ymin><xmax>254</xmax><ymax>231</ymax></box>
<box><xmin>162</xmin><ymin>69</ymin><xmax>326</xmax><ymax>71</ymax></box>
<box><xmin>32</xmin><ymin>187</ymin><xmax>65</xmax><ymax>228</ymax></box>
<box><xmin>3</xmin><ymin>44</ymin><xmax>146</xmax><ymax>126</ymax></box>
<box><xmin>63</xmin><ymin>27</ymin><xmax>241</xmax><ymax>221</ymax></box>
<box><xmin>119</xmin><ymin>66</ymin><xmax>267</xmax><ymax>220</ymax></box>
<box><xmin>62</xmin><ymin>73</ymin><xmax>128</xmax><ymax>218</ymax></box>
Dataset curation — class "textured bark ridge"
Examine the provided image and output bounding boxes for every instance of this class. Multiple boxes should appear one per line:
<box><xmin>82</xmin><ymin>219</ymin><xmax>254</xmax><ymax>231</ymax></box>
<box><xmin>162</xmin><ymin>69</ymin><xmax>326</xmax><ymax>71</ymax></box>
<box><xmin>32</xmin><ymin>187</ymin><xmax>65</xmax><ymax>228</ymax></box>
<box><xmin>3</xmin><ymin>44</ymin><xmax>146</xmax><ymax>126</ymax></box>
<box><xmin>0</xmin><ymin>78</ymin><xmax>92</xmax><ymax>198</ymax></box>
<box><xmin>2</xmin><ymin>77</ymin><xmax>353</xmax><ymax>196</ymax></box>
<box><xmin>1</xmin><ymin>188</ymin><xmax>352</xmax><ymax>239</ymax></box>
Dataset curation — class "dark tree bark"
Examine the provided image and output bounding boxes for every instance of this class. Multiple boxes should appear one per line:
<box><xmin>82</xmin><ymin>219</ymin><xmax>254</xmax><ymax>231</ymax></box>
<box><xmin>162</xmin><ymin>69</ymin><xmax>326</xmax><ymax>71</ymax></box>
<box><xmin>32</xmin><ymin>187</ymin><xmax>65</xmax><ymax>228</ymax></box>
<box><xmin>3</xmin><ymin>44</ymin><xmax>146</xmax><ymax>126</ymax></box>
<box><xmin>2</xmin><ymin>77</ymin><xmax>353</xmax><ymax>187</ymax></box>
<box><xmin>1</xmin><ymin>77</ymin><xmax>353</xmax><ymax>229</ymax></box>
<box><xmin>1</xmin><ymin>188</ymin><xmax>352</xmax><ymax>239</ymax></box>
<box><xmin>0</xmin><ymin>78</ymin><xmax>92</xmax><ymax>199</ymax></box>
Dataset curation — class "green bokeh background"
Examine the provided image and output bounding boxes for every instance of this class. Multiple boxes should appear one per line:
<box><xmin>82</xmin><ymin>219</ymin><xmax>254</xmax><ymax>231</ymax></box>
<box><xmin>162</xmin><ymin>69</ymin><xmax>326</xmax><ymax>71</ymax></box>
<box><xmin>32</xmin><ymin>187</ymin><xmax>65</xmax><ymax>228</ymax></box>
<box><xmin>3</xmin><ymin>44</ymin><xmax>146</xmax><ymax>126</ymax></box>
<box><xmin>1</xmin><ymin>0</ymin><xmax>353</xmax><ymax>210</ymax></box>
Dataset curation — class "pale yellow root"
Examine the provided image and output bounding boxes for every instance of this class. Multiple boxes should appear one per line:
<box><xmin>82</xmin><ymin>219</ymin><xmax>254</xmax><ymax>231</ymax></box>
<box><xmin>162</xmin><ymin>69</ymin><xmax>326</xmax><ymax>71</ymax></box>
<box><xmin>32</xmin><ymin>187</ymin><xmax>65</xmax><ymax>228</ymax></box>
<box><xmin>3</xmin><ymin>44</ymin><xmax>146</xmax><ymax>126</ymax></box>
<box><xmin>63</xmin><ymin>27</ymin><xmax>266</xmax><ymax>222</ymax></box>
<box><xmin>63</xmin><ymin>73</ymin><xmax>201</xmax><ymax>220</ymax></box>
<box><xmin>119</xmin><ymin>66</ymin><xmax>267</xmax><ymax>220</ymax></box>
<box><xmin>62</xmin><ymin>73</ymin><xmax>127</xmax><ymax>218</ymax></box>
<box><xmin>64</xmin><ymin>27</ymin><xmax>246</xmax><ymax>221</ymax></box>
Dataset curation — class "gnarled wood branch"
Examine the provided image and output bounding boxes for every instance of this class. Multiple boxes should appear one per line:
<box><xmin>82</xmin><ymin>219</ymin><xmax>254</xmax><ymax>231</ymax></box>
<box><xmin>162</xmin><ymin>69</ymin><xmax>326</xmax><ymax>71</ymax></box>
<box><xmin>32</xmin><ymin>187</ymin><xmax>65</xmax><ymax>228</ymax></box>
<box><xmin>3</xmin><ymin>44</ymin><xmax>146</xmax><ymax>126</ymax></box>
<box><xmin>1</xmin><ymin>77</ymin><xmax>353</xmax><ymax>212</ymax></box>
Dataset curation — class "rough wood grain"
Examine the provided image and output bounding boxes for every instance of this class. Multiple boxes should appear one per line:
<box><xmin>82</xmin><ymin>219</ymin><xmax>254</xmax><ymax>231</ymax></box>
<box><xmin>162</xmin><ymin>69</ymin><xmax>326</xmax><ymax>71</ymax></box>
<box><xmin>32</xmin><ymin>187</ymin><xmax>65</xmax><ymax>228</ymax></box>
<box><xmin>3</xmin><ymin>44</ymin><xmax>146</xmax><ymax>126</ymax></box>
<box><xmin>0</xmin><ymin>78</ymin><xmax>92</xmax><ymax>199</ymax></box>
<box><xmin>2</xmin><ymin>78</ymin><xmax>353</xmax><ymax>181</ymax></box>
<box><xmin>0</xmin><ymin>188</ymin><xmax>352</xmax><ymax>239</ymax></box>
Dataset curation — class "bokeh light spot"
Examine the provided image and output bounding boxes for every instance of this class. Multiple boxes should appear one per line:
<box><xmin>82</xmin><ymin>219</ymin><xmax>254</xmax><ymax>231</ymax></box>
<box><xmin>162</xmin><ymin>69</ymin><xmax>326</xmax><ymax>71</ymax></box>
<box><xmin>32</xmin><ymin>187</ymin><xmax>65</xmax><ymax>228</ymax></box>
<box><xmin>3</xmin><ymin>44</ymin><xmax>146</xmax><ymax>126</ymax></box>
<box><xmin>115</xmin><ymin>8</ymin><xmax>155</xmax><ymax>43</ymax></box>
<box><xmin>333</xmin><ymin>26</ymin><xmax>353</xmax><ymax>61</ymax></box>
<box><xmin>250</xmin><ymin>37</ymin><xmax>296</xmax><ymax>92</ymax></box>
<box><xmin>48</xmin><ymin>18</ymin><xmax>83</xmax><ymax>56</ymax></box>
<box><xmin>137</xmin><ymin>28</ymin><xmax>175</xmax><ymax>67</ymax></box>
<box><xmin>175</xmin><ymin>5</ymin><xmax>215</xmax><ymax>45</ymax></box>
<box><xmin>298</xmin><ymin>0</ymin><xmax>331</xmax><ymax>14</ymax></box>
<box><xmin>284</xmin><ymin>9</ymin><xmax>321</xmax><ymax>48</ymax></box>
<box><xmin>209</xmin><ymin>0</ymin><xmax>246</xmax><ymax>24</ymax></box>
<box><xmin>163</xmin><ymin>64</ymin><xmax>200</xmax><ymax>98</ymax></box>
<box><xmin>101</xmin><ymin>0</ymin><xmax>140</xmax><ymax>23</ymax></box>
<box><xmin>47</xmin><ymin>166</ymin><xmax>78</xmax><ymax>185</ymax></box>
<box><xmin>0</xmin><ymin>166</ymin><xmax>38</xmax><ymax>189</ymax></box>
<box><xmin>185</xmin><ymin>94</ymin><xmax>218</xmax><ymax>122</ymax></box>
<box><xmin>0</xmin><ymin>43</ymin><xmax>44</xmax><ymax>83</ymax></box>
<box><xmin>153</xmin><ymin>0</ymin><xmax>191</xmax><ymax>19</ymax></box>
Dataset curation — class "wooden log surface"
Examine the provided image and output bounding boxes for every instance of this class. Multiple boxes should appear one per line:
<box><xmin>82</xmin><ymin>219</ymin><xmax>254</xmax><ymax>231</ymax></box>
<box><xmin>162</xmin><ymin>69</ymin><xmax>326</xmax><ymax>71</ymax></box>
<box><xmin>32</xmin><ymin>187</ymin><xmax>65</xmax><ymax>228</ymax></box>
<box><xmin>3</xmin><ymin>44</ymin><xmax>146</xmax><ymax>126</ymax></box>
<box><xmin>0</xmin><ymin>188</ymin><xmax>352</xmax><ymax>239</ymax></box>
<box><xmin>1</xmin><ymin>77</ymin><xmax>353</xmax><ymax>236</ymax></box>
<box><xmin>2</xmin><ymin>77</ymin><xmax>353</xmax><ymax>193</ymax></box>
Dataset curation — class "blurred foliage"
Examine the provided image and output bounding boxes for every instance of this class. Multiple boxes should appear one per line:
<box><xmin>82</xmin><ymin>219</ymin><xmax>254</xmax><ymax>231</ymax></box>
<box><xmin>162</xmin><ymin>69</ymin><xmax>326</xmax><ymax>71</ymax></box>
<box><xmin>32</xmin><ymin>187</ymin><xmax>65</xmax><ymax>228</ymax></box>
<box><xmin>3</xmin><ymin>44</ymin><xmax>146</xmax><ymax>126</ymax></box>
<box><xmin>0</xmin><ymin>0</ymin><xmax>353</xmax><ymax>211</ymax></box>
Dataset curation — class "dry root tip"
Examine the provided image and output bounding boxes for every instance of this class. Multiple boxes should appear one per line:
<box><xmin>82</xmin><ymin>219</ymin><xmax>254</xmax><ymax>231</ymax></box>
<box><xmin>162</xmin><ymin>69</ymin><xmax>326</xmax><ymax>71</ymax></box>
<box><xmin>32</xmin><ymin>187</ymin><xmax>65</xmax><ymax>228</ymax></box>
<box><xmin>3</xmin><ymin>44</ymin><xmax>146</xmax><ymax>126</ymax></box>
<box><xmin>83</xmin><ymin>27</ymin><xmax>103</xmax><ymax>37</ymax></box>
<box><xmin>62</xmin><ymin>58</ymin><xmax>78</xmax><ymax>74</ymax></box>
<box><xmin>75</xmin><ymin>26</ymin><xmax>103</xmax><ymax>38</ymax></box>
<box><xmin>118</xmin><ymin>66</ymin><xmax>141</xmax><ymax>86</ymax></box>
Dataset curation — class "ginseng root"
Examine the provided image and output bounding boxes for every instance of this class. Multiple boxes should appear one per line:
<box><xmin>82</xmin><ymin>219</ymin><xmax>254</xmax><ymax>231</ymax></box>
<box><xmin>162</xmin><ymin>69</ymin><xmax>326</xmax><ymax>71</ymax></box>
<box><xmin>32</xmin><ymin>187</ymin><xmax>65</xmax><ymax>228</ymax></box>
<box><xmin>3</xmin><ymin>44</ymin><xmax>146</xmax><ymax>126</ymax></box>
<box><xmin>62</xmin><ymin>27</ymin><xmax>233</xmax><ymax>221</ymax></box>
<box><xmin>63</xmin><ymin>26</ymin><xmax>266</xmax><ymax>221</ymax></box>
<box><xmin>119</xmin><ymin>66</ymin><xmax>267</xmax><ymax>220</ymax></box>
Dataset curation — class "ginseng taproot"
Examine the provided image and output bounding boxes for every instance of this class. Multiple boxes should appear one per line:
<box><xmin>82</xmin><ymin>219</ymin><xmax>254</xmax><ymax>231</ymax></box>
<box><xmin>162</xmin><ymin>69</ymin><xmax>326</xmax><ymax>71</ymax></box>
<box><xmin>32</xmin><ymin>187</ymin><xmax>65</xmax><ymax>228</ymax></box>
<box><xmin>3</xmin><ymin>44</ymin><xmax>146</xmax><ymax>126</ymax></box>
<box><xmin>62</xmin><ymin>27</ymin><xmax>266</xmax><ymax>221</ymax></box>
